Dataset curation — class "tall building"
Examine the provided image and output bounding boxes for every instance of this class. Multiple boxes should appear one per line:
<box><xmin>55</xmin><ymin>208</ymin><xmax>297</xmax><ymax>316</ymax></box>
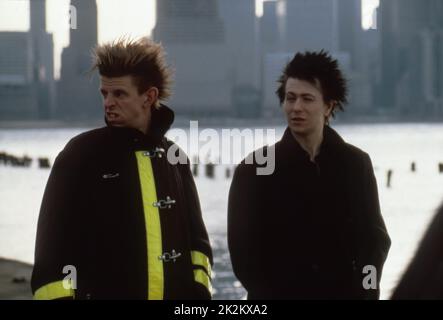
<box><xmin>30</xmin><ymin>0</ymin><xmax>46</xmax><ymax>32</ymax></box>
<box><xmin>30</xmin><ymin>0</ymin><xmax>55</xmax><ymax>119</ymax></box>
<box><xmin>337</xmin><ymin>0</ymin><xmax>362</xmax><ymax>70</ymax></box>
<box><xmin>378</xmin><ymin>0</ymin><xmax>398</xmax><ymax>109</ymax></box>
<box><xmin>153</xmin><ymin>0</ymin><xmax>231</xmax><ymax>116</ymax></box>
<box><xmin>379</xmin><ymin>0</ymin><xmax>443</xmax><ymax>115</ymax></box>
<box><xmin>276</xmin><ymin>0</ymin><xmax>339</xmax><ymax>53</ymax></box>
<box><xmin>0</xmin><ymin>0</ymin><xmax>55</xmax><ymax>121</ymax></box>
<box><xmin>153</xmin><ymin>0</ymin><xmax>224</xmax><ymax>43</ymax></box>
<box><xmin>218</xmin><ymin>0</ymin><xmax>260</xmax><ymax>117</ymax></box>
<box><xmin>58</xmin><ymin>0</ymin><xmax>101</xmax><ymax>121</ymax></box>
<box><xmin>0</xmin><ymin>32</ymin><xmax>38</xmax><ymax>120</ymax></box>
<box><xmin>260</xmin><ymin>1</ymin><xmax>285</xmax><ymax>117</ymax></box>
<box><xmin>416</xmin><ymin>29</ymin><xmax>443</xmax><ymax>116</ymax></box>
<box><xmin>260</xmin><ymin>1</ymin><xmax>281</xmax><ymax>53</ymax></box>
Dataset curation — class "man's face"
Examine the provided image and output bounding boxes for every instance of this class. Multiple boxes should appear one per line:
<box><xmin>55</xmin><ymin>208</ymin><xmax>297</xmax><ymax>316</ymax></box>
<box><xmin>100</xmin><ymin>75</ymin><xmax>151</xmax><ymax>132</ymax></box>
<box><xmin>283</xmin><ymin>77</ymin><xmax>332</xmax><ymax>137</ymax></box>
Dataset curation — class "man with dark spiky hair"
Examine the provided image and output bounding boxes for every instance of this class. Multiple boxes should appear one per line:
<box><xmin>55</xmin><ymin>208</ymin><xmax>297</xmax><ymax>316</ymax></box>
<box><xmin>31</xmin><ymin>38</ymin><xmax>213</xmax><ymax>300</ymax></box>
<box><xmin>228</xmin><ymin>51</ymin><xmax>391</xmax><ymax>300</ymax></box>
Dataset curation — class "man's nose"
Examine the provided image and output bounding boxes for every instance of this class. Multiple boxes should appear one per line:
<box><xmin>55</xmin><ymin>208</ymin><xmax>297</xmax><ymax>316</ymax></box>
<box><xmin>292</xmin><ymin>99</ymin><xmax>303</xmax><ymax>112</ymax></box>
<box><xmin>103</xmin><ymin>95</ymin><xmax>115</xmax><ymax>108</ymax></box>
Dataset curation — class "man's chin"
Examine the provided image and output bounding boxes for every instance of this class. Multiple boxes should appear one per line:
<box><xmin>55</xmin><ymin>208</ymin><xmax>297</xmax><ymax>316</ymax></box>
<box><xmin>288</xmin><ymin>124</ymin><xmax>307</xmax><ymax>135</ymax></box>
<box><xmin>106</xmin><ymin>118</ymin><xmax>125</xmax><ymax>127</ymax></box>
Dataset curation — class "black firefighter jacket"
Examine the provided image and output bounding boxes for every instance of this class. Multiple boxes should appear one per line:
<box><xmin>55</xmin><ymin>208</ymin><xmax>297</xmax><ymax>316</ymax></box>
<box><xmin>228</xmin><ymin>126</ymin><xmax>391</xmax><ymax>300</ymax></box>
<box><xmin>31</xmin><ymin>105</ymin><xmax>213</xmax><ymax>300</ymax></box>
<box><xmin>391</xmin><ymin>202</ymin><xmax>443</xmax><ymax>300</ymax></box>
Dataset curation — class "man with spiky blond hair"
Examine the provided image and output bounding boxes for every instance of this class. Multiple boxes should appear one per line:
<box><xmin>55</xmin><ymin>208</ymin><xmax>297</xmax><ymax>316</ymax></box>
<box><xmin>31</xmin><ymin>38</ymin><xmax>213</xmax><ymax>300</ymax></box>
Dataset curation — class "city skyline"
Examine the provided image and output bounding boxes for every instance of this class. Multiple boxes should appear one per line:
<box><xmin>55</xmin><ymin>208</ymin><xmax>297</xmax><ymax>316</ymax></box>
<box><xmin>0</xmin><ymin>0</ymin><xmax>379</xmax><ymax>79</ymax></box>
<box><xmin>2</xmin><ymin>0</ymin><xmax>442</xmax><ymax>121</ymax></box>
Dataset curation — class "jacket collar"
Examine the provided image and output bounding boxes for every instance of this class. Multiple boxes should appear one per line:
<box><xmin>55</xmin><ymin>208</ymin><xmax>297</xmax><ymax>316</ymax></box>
<box><xmin>105</xmin><ymin>104</ymin><xmax>174</xmax><ymax>146</ymax></box>
<box><xmin>279</xmin><ymin>125</ymin><xmax>345</xmax><ymax>163</ymax></box>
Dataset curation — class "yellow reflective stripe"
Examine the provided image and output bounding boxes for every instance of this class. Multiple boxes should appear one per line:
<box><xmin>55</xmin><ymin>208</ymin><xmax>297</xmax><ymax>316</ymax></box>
<box><xmin>34</xmin><ymin>280</ymin><xmax>74</xmax><ymax>300</ymax></box>
<box><xmin>136</xmin><ymin>151</ymin><xmax>164</xmax><ymax>300</ymax></box>
<box><xmin>191</xmin><ymin>250</ymin><xmax>212</xmax><ymax>277</ymax></box>
<box><xmin>194</xmin><ymin>269</ymin><xmax>212</xmax><ymax>295</ymax></box>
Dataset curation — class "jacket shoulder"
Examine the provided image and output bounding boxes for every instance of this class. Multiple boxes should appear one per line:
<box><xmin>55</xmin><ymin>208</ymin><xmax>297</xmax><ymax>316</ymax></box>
<box><xmin>235</xmin><ymin>144</ymin><xmax>273</xmax><ymax>176</ymax></box>
<box><xmin>53</xmin><ymin>127</ymin><xmax>110</xmax><ymax>168</ymax></box>
<box><xmin>63</xmin><ymin>127</ymin><xmax>109</xmax><ymax>154</ymax></box>
<box><xmin>238</xmin><ymin>145</ymin><xmax>268</xmax><ymax>166</ymax></box>
<box><xmin>342</xmin><ymin>142</ymin><xmax>371</xmax><ymax>163</ymax></box>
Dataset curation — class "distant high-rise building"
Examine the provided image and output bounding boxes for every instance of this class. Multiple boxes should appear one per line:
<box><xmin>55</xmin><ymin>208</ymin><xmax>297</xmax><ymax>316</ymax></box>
<box><xmin>58</xmin><ymin>0</ymin><xmax>101</xmax><ymax>121</ymax></box>
<box><xmin>416</xmin><ymin>29</ymin><xmax>443</xmax><ymax>116</ymax></box>
<box><xmin>30</xmin><ymin>0</ymin><xmax>55</xmax><ymax>119</ymax></box>
<box><xmin>0</xmin><ymin>0</ymin><xmax>55</xmax><ymax>121</ymax></box>
<box><xmin>218</xmin><ymin>0</ymin><xmax>260</xmax><ymax>117</ymax></box>
<box><xmin>260</xmin><ymin>1</ymin><xmax>285</xmax><ymax>116</ymax></box>
<box><xmin>379</xmin><ymin>0</ymin><xmax>443</xmax><ymax>115</ymax></box>
<box><xmin>30</xmin><ymin>0</ymin><xmax>46</xmax><ymax>32</ymax></box>
<box><xmin>153</xmin><ymin>0</ymin><xmax>224</xmax><ymax>43</ymax></box>
<box><xmin>337</xmin><ymin>0</ymin><xmax>362</xmax><ymax>70</ymax></box>
<box><xmin>276</xmin><ymin>0</ymin><xmax>339</xmax><ymax>53</ymax></box>
<box><xmin>378</xmin><ymin>0</ymin><xmax>398</xmax><ymax>109</ymax></box>
<box><xmin>0</xmin><ymin>32</ymin><xmax>38</xmax><ymax>120</ymax></box>
<box><xmin>260</xmin><ymin>1</ymin><xmax>280</xmax><ymax>53</ymax></box>
<box><xmin>153</xmin><ymin>0</ymin><xmax>232</xmax><ymax>116</ymax></box>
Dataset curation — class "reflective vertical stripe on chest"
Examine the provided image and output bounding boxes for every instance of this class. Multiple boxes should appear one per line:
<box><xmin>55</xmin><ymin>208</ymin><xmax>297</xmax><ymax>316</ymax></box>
<box><xmin>135</xmin><ymin>151</ymin><xmax>164</xmax><ymax>300</ymax></box>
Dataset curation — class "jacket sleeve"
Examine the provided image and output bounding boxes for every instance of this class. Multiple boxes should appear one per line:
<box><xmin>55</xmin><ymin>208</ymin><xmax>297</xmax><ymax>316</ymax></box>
<box><xmin>178</xmin><ymin>159</ymin><xmax>213</xmax><ymax>299</ymax></box>
<box><xmin>391</xmin><ymin>203</ymin><xmax>443</xmax><ymax>300</ymax></box>
<box><xmin>354</xmin><ymin>154</ymin><xmax>391</xmax><ymax>300</ymax></box>
<box><xmin>228</xmin><ymin>162</ymin><xmax>268</xmax><ymax>296</ymax></box>
<box><xmin>31</xmin><ymin>143</ymin><xmax>81</xmax><ymax>300</ymax></box>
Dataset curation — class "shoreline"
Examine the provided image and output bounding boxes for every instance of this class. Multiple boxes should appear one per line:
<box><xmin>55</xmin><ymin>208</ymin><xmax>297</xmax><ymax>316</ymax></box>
<box><xmin>1</xmin><ymin>116</ymin><xmax>443</xmax><ymax>130</ymax></box>
<box><xmin>0</xmin><ymin>257</ymin><xmax>33</xmax><ymax>300</ymax></box>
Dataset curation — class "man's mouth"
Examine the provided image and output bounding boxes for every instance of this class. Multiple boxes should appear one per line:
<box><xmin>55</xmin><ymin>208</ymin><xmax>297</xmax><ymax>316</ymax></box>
<box><xmin>106</xmin><ymin>112</ymin><xmax>118</xmax><ymax>119</ymax></box>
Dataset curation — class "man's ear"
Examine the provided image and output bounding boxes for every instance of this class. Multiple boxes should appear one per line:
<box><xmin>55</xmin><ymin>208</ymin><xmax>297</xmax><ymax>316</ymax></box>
<box><xmin>144</xmin><ymin>87</ymin><xmax>159</xmax><ymax>108</ymax></box>
<box><xmin>326</xmin><ymin>100</ymin><xmax>336</xmax><ymax>117</ymax></box>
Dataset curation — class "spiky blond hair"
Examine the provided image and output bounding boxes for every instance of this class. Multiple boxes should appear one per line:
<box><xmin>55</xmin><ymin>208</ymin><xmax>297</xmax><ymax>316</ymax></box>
<box><xmin>92</xmin><ymin>37</ymin><xmax>172</xmax><ymax>108</ymax></box>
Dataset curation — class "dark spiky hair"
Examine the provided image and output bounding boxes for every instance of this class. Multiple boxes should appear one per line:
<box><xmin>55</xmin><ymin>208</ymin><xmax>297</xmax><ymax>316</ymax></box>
<box><xmin>276</xmin><ymin>50</ymin><xmax>348</xmax><ymax>118</ymax></box>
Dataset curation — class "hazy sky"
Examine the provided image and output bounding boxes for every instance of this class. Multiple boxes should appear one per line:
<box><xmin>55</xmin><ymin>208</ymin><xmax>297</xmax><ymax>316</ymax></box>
<box><xmin>0</xmin><ymin>0</ymin><xmax>379</xmax><ymax>78</ymax></box>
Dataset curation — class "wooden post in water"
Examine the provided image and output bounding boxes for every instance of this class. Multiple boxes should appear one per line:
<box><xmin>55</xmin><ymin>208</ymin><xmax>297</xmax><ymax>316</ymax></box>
<box><xmin>38</xmin><ymin>158</ymin><xmax>51</xmax><ymax>169</ymax></box>
<box><xmin>225</xmin><ymin>167</ymin><xmax>231</xmax><ymax>179</ymax></box>
<box><xmin>192</xmin><ymin>164</ymin><xmax>198</xmax><ymax>177</ymax></box>
<box><xmin>205</xmin><ymin>163</ymin><xmax>215</xmax><ymax>179</ymax></box>
<box><xmin>387</xmin><ymin>169</ymin><xmax>393</xmax><ymax>188</ymax></box>
<box><xmin>192</xmin><ymin>156</ymin><xmax>199</xmax><ymax>177</ymax></box>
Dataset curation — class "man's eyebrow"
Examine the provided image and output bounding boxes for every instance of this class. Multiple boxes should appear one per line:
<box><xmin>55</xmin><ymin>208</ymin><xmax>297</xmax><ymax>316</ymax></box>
<box><xmin>286</xmin><ymin>92</ymin><xmax>315</xmax><ymax>97</ymax></box>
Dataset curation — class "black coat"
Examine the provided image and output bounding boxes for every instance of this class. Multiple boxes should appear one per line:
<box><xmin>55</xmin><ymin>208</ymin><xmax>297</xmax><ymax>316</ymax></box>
<box><xmin>391</xmin><ymin>202</ymin><xmax>443</xmax><ymax>299</ymax></box>
<box><xmin>228</xmin><ymin>126</ymin><xmax>391</xmax><ymax>299</ymax></box>
<box><xmin>31</xmin><ymin>106</ymin><xmax>213</xmax><ymax>300</ymax></box>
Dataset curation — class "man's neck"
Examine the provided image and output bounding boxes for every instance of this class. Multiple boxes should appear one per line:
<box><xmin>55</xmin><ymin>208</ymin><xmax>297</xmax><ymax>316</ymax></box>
<box><xmin>291</xmin><ymin>127</ymin><xmax>324</xmax><ymax>162</ymax></box>
<box><xmin>136</xmin><ymin>116</ymin><xmax>151</xmax><ymax>135</ymax></box>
